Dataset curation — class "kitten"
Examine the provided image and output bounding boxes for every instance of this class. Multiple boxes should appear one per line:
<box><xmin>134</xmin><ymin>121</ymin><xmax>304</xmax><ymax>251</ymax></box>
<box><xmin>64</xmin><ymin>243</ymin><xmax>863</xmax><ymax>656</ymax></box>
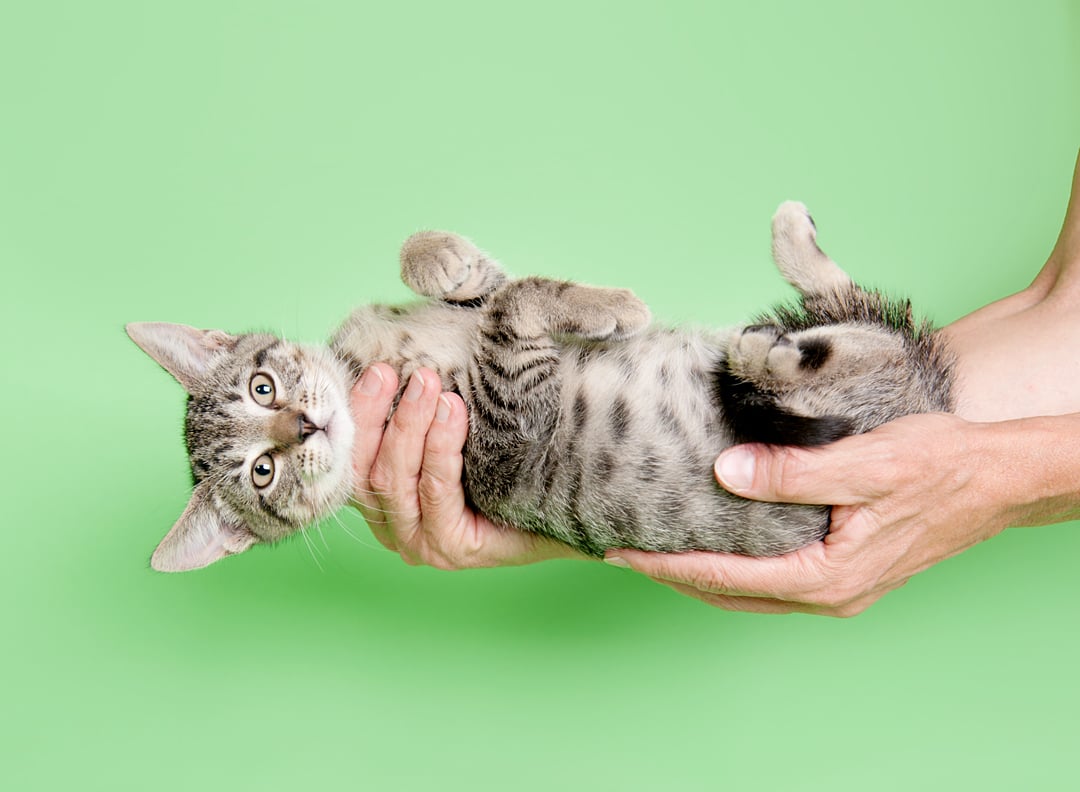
<box><xmin>127</xmin><ymin>203</ymin><xmax>952</xmax><ymax>572</ymax></box>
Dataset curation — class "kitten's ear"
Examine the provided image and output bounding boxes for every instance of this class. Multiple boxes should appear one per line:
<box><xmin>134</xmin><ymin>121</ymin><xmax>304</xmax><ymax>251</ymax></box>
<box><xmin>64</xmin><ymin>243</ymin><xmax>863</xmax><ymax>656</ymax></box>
<box><xmin>126</xmin><ymin>322</ymin><xmax>238</xmax><ymax>393</ymax></box>
<box><xmin>151</xmin><ymin>483</ymin><xmax>258</xmax><ymax>572</ymax></box>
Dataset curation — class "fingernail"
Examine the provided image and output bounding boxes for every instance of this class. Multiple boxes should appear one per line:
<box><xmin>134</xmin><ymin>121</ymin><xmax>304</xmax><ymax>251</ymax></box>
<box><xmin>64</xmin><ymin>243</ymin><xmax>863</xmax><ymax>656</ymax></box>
<box><xmin>435</xmin><ymin>394</ymin><xmax>452</xmax><ymax>422</ymax></box>
<box><xmin>359</xmin><ymin>366</ymin><xmax>384</xmax><ymax>395</ymax></box>
<box><xmin>715</xmin><ymin>448</ymin><xmax>755</xmax><ymax>492</ymax></box>
<box><xmin>604</xmin><ymin>554</ymin><xmax>630</xmax><ymax>568</ymax></box>
<box><xmin>404</xmin><ymin>370</ymin><xmax>425</xmax><ymax>402</ymax></box>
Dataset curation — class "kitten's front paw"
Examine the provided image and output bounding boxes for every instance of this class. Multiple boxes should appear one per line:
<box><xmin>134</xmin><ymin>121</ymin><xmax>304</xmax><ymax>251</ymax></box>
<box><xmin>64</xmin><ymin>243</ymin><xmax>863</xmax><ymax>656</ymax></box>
<box><xmin>560</xmin><ymin>285</ymin><xmax>651</xmax><ymax>341</ymax></box>
<box><xmin>400</xmin><ymin>231</ymin><xmax>480</xmax><ymax>298</ymax></box>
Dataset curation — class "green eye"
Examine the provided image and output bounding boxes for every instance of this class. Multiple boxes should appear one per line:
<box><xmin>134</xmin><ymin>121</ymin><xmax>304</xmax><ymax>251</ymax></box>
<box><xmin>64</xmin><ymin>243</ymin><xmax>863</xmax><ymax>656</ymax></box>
<box><xmin>251</xmin><ymin>454</ymin><xmax>276</xmax><ymax>488</ymax></box>
<box><xmin>250</xmin><ymin>372</ymin><xmax>276</xmax><ymax>406</ymax></box>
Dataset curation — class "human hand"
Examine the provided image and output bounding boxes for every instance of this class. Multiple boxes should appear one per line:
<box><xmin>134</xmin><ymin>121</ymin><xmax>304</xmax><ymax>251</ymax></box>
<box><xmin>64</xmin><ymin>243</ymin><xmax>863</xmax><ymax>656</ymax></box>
<box><xmin>605</xmin><ymin>413</ymin><xmax>1025</xmax><ymax>616</ymax></box>
<box><xmin>349</xmin><ymin>364</ymin><xmax>584</xmax><ymax>569</ymax></box>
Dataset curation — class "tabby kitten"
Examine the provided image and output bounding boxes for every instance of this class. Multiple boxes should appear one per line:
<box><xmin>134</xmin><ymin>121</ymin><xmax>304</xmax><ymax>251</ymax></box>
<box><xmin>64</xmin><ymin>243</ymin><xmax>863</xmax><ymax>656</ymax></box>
<box><xmin>128</xmin><ymin>203</ymin><xmax>952</xmax><ymax>572</ymax></box>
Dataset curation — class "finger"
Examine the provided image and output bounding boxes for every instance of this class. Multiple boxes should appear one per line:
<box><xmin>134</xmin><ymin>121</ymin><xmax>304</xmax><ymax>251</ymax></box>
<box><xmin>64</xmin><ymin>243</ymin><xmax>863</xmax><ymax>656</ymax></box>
<box><xmin>606</xmin><ymin>545</ymin><xmax>826</xmax><ymax>601</ymax></box>
<box><xmin>349</xmin><ymin>364</ymin><xmax>399</xmax><ymax>505</ymax></box>
<box><xmin>713</xmin><ymin>437</ymin><xmax>882</xmax><ymax>506</ymax></box>
<box><xmin>654</xmin><ymin>579</ymin><xmax>807</xmax><ymax>615</ymax></box>
<box><xmin>347</xmin><ymin>364</ymin><xmax>402</xmax><ymax>551</ymax></box>
<box><xmin>657</xmin><ymin>579</ymin><xmax>882</xmax><ymax>617</ymax></box>
<box><xmin>374</xmin><ymin>368</ymin><xmax>443</xmax><ymax>483</ymax></box>
<box><xmin>417</xmin><ymin>391</ymin><xmax>468</xmax><ymax>525</ymax></box>
<box><xmin>367</xmin><ymin>369</ymin><xmax>443</xmax><ymax>539</ymax></box>
<box><xmin>414</xmin><ymin>392</ymin><xmax>553</xmax><ymax>567</ymax></box>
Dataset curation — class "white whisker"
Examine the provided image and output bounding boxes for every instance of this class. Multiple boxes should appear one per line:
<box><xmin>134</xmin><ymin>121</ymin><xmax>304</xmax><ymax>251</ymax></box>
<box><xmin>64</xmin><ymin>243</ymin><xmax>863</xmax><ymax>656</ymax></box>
<box><xmin>299</xmin><ymin>526</ymin><xmax>325</xmax><ymax>572</ymax></box>
<box><xmin>315</xmin><ymin>519</ymin><xmax>330</xmax><ymax>552</ymax></box>
<box><xmin>328</xmin><ymin>510</ymin><xmax>382</xmax><ymax>552</ymax></box>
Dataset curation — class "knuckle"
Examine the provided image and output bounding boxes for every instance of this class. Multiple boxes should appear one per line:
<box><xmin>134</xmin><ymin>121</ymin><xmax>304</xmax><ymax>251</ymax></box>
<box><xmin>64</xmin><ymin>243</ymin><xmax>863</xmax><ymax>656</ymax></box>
<box><xmin>427</xmin><ymin>555</ymin><xmax>461</xmax><ymax>571</ymax></box>
<box><xmin>416</xmin><ymin>472</ymin><xmax>452</xmax><ymax>507</ymax></box>
<box><xmin>682</xmin><ymin>558</ymin><xmax>729</xmax><ymax>594</ymax></box>
<box><xmin>830</xmin><ymin>601</ymin><xmax>869</xmax><ymax>619</ymax></box>
<box><xmin>389</xmin><ymin>405</ymin><xmax>416</xmax><ymax>433</ymax></box>
<box><xmin>796</xmin><ymin>561</ymin><xmax>850</xmax><ymax>608</ymax></box>
<box><xmin>370</xmin><ymin>532</ymin><xmax>398</xmax><ymax>553</ymax></box>
<box><xmin>812</xmin><ymin>588</ymin><xmax>852</xmax><ymax>610</ymax></box>
<box><xmin>865</xmin><ymin>441</ymin><xmax>906</xmax><ymax>491</ymax></box>
<box><xmin>769</xmin><ymin>447</ymin><xmax>809</xmax><ymax>498</ymax></box>
<box><xmin>808</xmin><ymin>577</ymin><xmax>863</xmax><ymax>611</ymax></box>
<box><xmin>411</xmin><ymin>543</ymin><xmax>462</xmax><ymax>571</ymax></box>
<box><xmin>391</xmin><ymin>399</ymin><xmax>432</xmax><ymax>435</ymax></box>
<box><xmin>368</xmin><ymin>462</ymin><xmax>394</xmax><ymax>495</ymax></box>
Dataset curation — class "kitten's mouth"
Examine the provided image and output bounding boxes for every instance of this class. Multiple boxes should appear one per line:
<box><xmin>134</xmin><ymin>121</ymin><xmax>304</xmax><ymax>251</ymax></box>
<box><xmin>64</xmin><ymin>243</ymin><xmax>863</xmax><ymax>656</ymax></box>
<box><xmin>300</xmin><ymin>416</ymin><xmax>321</xmax><ymax>440</ymax></box>
<box><xmin>322</xmin><ymin>409</ymin><xmax>349</xmax><ymax>447</ymax></box>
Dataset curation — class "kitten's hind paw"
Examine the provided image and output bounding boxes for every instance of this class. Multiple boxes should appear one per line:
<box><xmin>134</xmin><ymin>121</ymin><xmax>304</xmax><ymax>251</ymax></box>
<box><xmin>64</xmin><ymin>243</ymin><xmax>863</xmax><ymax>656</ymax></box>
<box><xmin>772</xmin><ymin>201</ymin><xmax>816</xmax><ymax>244</ymax></box>
<box><xmin>771</xmin><ymin>202</ymin><xmax>852</xmax><ymax>296</ymax></box>
<box><xmin>400</xmin><ymin>231</ymin><xmax>507</xmax><ymax>301</ymax></box>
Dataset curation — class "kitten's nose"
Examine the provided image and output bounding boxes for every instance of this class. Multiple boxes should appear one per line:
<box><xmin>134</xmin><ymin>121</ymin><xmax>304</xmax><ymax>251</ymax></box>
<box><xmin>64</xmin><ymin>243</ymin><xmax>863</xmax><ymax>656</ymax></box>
<box><xmin>299</xmin><ymin>416</ymin><xmax>319</xmax><ymax>440</ymax></box>
<box><xmin>269</xmin><ymin>409</ymin><xmax>321</xmax><ymax>447</ymax></box>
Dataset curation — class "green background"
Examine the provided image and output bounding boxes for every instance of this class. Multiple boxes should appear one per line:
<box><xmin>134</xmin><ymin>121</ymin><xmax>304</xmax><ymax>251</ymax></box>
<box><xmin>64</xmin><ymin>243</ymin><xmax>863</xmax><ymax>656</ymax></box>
<box><xmin>3</xmin><ymin>1</ymin><xmax>1078</xmax><ymax>789</ymax></box>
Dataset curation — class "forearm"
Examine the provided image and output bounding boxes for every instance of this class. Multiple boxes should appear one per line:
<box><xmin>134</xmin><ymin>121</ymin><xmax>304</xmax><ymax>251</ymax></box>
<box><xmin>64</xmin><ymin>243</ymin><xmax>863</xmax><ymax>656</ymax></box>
<box><xmin>942</xmin><ymin>292</ymin><xmax>1080</xmax><ymax>421</ymax></box>
<box><xmin>970</xmin><ymin>413</ymin><xmax>1080</xmax><ymax>529</ymax></box>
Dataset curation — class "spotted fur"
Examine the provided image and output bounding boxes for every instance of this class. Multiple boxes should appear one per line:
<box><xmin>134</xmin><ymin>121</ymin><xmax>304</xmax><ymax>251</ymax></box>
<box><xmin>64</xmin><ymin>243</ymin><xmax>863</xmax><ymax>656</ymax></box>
<box><xmin>128</xmin><ymin>202</ymin><xmax>952</xmax><ymax>571</ymax></box>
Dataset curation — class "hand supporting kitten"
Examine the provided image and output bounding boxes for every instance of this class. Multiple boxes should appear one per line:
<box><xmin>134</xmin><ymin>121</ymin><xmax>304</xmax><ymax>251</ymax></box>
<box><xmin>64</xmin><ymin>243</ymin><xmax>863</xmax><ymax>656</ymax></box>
<box><xmin>350</xmin><ymin>364</ymin><xmax>582</xmax><ymax>568</ymax></box>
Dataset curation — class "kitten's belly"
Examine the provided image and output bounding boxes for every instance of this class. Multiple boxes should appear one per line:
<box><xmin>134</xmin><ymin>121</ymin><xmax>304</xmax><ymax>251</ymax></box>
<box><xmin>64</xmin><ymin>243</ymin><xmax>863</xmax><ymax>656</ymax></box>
<box><xmin>557</xmin><ymin>327</ymin><xmax>730</xmax><ymax>452</ymax></box>
<box><xmin>491</xmin><ymin>329</ymin><xmax>739</xmax><ymax>549</ymax></box>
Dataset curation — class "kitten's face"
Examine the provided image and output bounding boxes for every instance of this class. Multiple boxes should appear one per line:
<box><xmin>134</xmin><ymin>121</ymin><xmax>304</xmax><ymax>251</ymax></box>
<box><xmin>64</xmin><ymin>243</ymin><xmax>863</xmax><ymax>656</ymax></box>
<box><xmin>186</xmin><ymin>334</ymin><xmax>356</xmax><ymax>541</ymax></box>
<box><xmin>127</xmin><ymin>323</ymin><xmax>355</xmax><ymax>571</ymax></box>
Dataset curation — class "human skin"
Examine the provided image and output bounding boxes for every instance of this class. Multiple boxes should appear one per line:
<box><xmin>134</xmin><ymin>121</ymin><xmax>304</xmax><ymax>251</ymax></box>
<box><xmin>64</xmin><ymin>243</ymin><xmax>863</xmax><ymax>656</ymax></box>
<box><xmin>351</xmin><ymin>150</ymin><xmax>1080</xmax><ymax>616</ymax></box>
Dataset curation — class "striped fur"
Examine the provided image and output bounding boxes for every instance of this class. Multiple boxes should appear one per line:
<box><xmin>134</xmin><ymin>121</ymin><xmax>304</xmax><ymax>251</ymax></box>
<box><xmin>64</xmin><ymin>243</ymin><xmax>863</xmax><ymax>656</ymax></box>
<box><xmin>128</xmin><ymin>202</ymin><xmax>953</xmax><ymax>571</ymax></box>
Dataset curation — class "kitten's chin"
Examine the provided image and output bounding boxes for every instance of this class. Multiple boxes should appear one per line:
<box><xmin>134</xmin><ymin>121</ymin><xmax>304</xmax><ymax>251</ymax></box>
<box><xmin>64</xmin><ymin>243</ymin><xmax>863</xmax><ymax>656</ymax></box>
<box><xmin>323</xmin><ymin>404</ymin><xmax>355</xmax><ymax>453</ymax></box>
<box><xmin>324</xmin><ymin>402</ymin><xmax>356</xmax><ymax>487</ymax></box>
<box><xmin>306</xmin><ymin>404</ymin><xmax>356</xmax><ymax>520</ymax></box>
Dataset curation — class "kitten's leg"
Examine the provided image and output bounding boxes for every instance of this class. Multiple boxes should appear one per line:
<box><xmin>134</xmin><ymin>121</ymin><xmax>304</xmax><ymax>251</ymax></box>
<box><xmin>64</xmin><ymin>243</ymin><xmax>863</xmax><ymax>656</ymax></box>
<box><xmin>491</xmin><ymin>277</ymin><xmax>651</xmax><ymax>342</ymax></box>
<box><xmin>464</xmin><ymin>278</ymin><xmax>650</xmax><ymax>509</ymax></box>
<box><xmin>729</xmin><ymin>323</ymin><xmax>906</xmax><ymax>390</ymax></box>
<box><xmin>719</xmin><ymin>203</ymin><xmax>922</xmax><ymax>444</ymax></box>
<box><xmin>400</xmin><ymin>231</ymin><xmax>508</xmax><ymax>302</ymax></box>
<box><xmin>471</xmin><ymin>278</ymin><xmax>650</xmax><ymax>438</ymax></box>
<box><xmin>771</xmin><ymin>201</ymin><xmax>853</xmax><ymax>295</ymax></box>
<box><xmin>722</xmin><ymin>323</ymin><xmax>906</xmax><ymax>446</ymax></box>
<box><xmin>747</xmin><ymin>202</ymin><xmax>911</xmax><ymax>387</ymax></box>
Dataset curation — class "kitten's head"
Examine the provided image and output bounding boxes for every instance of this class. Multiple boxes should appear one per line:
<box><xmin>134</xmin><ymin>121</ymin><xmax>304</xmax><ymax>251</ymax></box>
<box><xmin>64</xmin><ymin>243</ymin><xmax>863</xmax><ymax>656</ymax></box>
<box><xmin>127</xmin><ymin>323</ymin><xmax>356</xmax><ymax>572</ymax></box>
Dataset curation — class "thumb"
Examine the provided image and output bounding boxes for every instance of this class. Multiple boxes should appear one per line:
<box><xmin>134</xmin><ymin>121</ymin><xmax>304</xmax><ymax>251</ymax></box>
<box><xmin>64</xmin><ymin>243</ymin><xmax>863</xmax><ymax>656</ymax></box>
<box><xmin>714</xmin><ymin>441</ymin><xmax>867</xmax><ymax>506</ymax></box>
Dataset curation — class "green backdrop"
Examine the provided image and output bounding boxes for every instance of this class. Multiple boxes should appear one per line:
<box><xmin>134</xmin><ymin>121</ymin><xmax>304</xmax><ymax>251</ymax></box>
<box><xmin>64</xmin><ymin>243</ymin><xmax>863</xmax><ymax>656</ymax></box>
<box><xmin>3</xmin><ymin>2</ymin><xmax>1078</xmax><ymax>789</ymax></box>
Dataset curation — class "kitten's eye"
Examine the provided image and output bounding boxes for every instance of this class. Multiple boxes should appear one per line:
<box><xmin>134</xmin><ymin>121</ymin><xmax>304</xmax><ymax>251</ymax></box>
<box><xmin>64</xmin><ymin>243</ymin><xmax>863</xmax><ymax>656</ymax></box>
<box><xmin>251</xmin><ymin>454</ymin><xmax>276</xmax><ymax>488</ymax></box>
<box><xmin>250</xmin><ymin>373</ymin><xmax>276</xmax><ymax>406</ymax></box>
